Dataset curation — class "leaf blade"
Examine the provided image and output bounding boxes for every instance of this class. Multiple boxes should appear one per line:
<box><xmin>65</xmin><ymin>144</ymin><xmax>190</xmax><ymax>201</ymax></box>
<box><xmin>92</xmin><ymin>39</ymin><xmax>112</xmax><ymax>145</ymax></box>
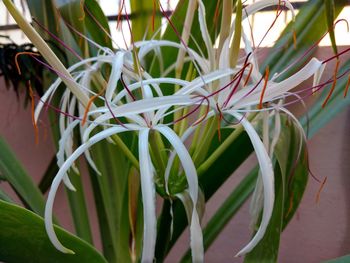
<box><xmin>0</xmin><ymin>200</ymin><xmax>107</xmax><ymax>263</ymax></box>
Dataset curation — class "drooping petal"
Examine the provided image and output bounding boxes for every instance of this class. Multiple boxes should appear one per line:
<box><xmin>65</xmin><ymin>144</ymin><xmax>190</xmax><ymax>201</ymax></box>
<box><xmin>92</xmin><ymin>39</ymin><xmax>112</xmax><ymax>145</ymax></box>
<box><xmin>155</xmin><ymin>125</ymin><xmax>203</xmax><ymax>263</ymax></box>
<box><xmin>138</xmin><ymin>129</ymin><xmax>157</xmax><ymax>262</ymax></box>
<box><xmin>105</xmin><ymin>51</ymin><xmax>125</xmax><ymax>103</ymax></box>
<box><xmin>227</xmin><ymin>112</ymin><xmax>274</xmax><ymax>256</ymax></box>
<box><xmin>45</xmin><ymin>125</ymin><xmax>130</xmax><ymax>253</ymax></box>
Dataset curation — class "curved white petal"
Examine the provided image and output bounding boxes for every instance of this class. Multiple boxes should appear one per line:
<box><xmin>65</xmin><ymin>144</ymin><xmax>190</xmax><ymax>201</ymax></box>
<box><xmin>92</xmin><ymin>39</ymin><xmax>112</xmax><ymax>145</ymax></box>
<box><xmin>155</xmin><ymin>125</ymin><xmax>203</xmax><ymax>263</ymax></box>
<box><xmin>197</xmin><ymin>0</ymin><xmax>215</xmax><ymax>70</ymax></box>
<box><xmin>105</xmin><ymin>51</ymin><xmax>125</xmax><ymax>103</ymax></box>
<box><xmin>227</xmin><ymin>112</ymin><xmax>274</xmax><ymax>256</ymax></box>
<box><xmin>230</xmin><ymin>58</ymin><xmax>323</xmax><ymax>109</ymax></box>
<box><xmin>45</xmin><ymin>125</ymin><xmax>130</xmax><ymax>253</ymax></box>
<box><xmin>135</xmin><ymin>40</ymin><xmax>209</xmax><ymax>73</ymax></box>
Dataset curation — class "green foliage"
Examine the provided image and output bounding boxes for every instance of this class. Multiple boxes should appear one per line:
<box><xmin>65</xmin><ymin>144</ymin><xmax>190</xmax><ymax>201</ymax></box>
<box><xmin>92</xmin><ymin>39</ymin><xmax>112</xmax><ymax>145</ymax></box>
<box><xmin>0</xmin><ymin>137</ymin><xmax>45</xmax><ymax>216</ymax></box>
<box><xmin>2</xmin><ymin>0</ymin><xmax>350</xmax><ymax>262</ymax></box>
<box><xmin>0</xmin><ymin>200</ymin><xmax>107</xmax><ymax>263</ymax></box>
<box><xmin>301</xmin><ymin>59</ymin><xmax>350</xmax><ymax>138</ymax></box>
<box><xmin>245</xmin><ymin>115</ymin><xmax>309</xmax><ymax>262</ymax></box>
<box><xmin>324</xmin><ymin>255</ymin><xmax>350</xmax><ymax>263</ymax></box>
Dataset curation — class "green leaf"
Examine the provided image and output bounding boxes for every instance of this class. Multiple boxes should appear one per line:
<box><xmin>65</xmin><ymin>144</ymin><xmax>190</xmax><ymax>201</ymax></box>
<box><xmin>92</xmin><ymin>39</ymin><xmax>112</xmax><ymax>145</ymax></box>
<box><xmin>300</xmin><ymin>60</ymin><xmax>350</xmax><ymax>138</ymax></box>
<box><xmin>88</xmin><ymin>139</ymin><xmax>132</xmax><ymax>263</ymax></box>
<box><xmin>0</xmin><ymin>189</ymin><xmax>13</xmax><ymax>203</ymax></box>
<box><xmin>244</xmin><ymin>115</ymin><xmax>308</xmax><ymax>262</ymax></box>
<box><xmin>130</xmin><ymin>0</ymin><xmax>161</xmax><ymax>41</ymax></box>
<box><xmin>324</xmin><ymin>0</ymin><xmax>338</xmax><ymax>56</ymax></box>
<box><xmin>230</xmin><ymin>0</ymin><xmax>242</xmax><ymax>67</ymax></box>
<box><xmin>0</xmin><ymin>200</ymin><xmax>107</xmax><ymax>263</ymax></box>
<box><xmin>244</xmin><ymin>164</ymin><xmax>284</xmax><ymax>263</ymax></box>
<box><xmin>39</xmin><ymin>156</ymin><xmax>59</xmax><ymax>194</ymax></box>
<box><xmin>156</xmin><ymin>0</ymin><xmax>221</xmax><ymax>78</ymax></box>
<box><xmin>84</xmin><ymin>0</ymin><xmax>113</xmax><ymax>51</ymax></box>
<box><xmin>58</xmin><ymin>0</ymin><xmax>112</xmax><ymax>57</ymax></box>
<box><xmin>262</xmin><ymin>0</ymin><xmax>347</xmax><ymax>78</ymax></box>
<box><xmin>323</xmin><ymin>255</ymin><xmax>350</xmax><ymax>263</ymax></box>
<box><xmin>0</xmin><ymin>137</ymin><xmax>45</xmax><ymax>216</ymax></box>
<box><xmin>65</xmin><ymin>171</ymin><xmax>93</xmax><ymax>245</ymax></box>
<box><xmin>180</xmin><ymin>167</ymin><xmax>258</xmax><ymax>262</ymax></box>
<box><xmin>277</xmin><ymin>117</ymin><xmax>308</xmax><ymax>228</ymax></box>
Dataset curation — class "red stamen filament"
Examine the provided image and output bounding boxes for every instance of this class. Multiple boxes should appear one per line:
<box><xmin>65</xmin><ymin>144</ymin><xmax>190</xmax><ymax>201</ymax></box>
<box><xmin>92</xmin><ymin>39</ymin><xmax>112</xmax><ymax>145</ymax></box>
<box><xmin>27</xmin><ymin>81</ymin><xmax>39</xmax><ymax>145</ymax></box>
<box><xmin>117</xmin><ymin>0</ymin><xmax>125</xmax><ymax>29</ymax></box>
<box><xmin>258</xmin><ymin>66</ymin><xmax>269</xmax><ymax>109</ymax></box>
<box><xmin>293</xmin><ymin>29</ymin><xmax>297</xmax><ymax>49</ymax></box>
<box><xmin>344</xmin><ymin>74</ymin><xmax>350</xmax><ymax>98</ymax></box>
<box><xmin>82</xmin><ymin>87</ymin><xmax>106</xmax><ymax>126</ymax></box>
<box><xmin>243</xmin><ymin>63</ymin><xmax>253</xmax><ymax>86</ymax></box>
<box><xmin>315</xmin><ymin>177</ymin><xmax>327</xmax><ymax>203</ymax></box>
<box><xmin>152</xmin><ymin>0</ymin><xmax>157</xmax><ymax>32</ymax></box>
<box><xmin>322</xmin><ymin>59</ymin><xmax>340</xmax><ymax>108</ymax></box>
<box><xmin>285</xmin><ymin>191</ymin><xmax>294</xmax><ymax>218</ymax></box>
<box><xmin>121</xmin><ymin>73</ymin><xmax>136</xmax><ymax>101</ymax></box>
<box><xmin>216</xmin><ymin>103</ymin><xmax>223</xmax><ymax>141</ymax></box>
<box><xmin>14</xmin><ymin>52</ymin><xmax>41</xmax><ymax>75</ymax></box>
<box><xmin>256</xmin><ymin>1</ymin><xmax>285</xmax><ymax>49</ymax></box>
<box><xmin>213</xmin><ymin>0</ymin><xmax>221</xmax><ymax>26</ymax></box>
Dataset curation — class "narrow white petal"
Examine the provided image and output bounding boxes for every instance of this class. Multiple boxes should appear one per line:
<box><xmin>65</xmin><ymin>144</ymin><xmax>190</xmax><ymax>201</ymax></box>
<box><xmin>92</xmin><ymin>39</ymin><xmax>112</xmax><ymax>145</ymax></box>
<box><xmin>105</xmin><ymin>52</ymin><xmax>124</xmax><ymax>103</ymax></box>
<box><xmin>138</xmin><ymin>129</ymin><xmax>157</xmax><ymax>262</ymax></box>
<box><xmin>155</xmin><ymin>125</ymin><xmax>203</xmax><ymax>262</ymax></box>
<box><xmin>136</xmin><ymin>40</ymin><xmax>209</xmax><ymax>73</ymax></box>
<box><xmin>227</xmin><ymin>112</ymin><xmax>274</xmax><ymax>256</ymax></box>
<box><xmin>197</xmin><ymin>0</ymin><xmax>215</xmax><ymax>70</ymax></box>
<box><xmin>231</xmin><ymin>58</ymin><xmax>323</xmax><ymax>108</ymax></box>
<box><xmin>45</xmin><ymin>125</ymin><xmax>129</xmax><ymax>253</ymax></box>
<box><xmin>112</xmin><ymin>77</ymin><xmax>188</xmax><ymax>104</ymax></box>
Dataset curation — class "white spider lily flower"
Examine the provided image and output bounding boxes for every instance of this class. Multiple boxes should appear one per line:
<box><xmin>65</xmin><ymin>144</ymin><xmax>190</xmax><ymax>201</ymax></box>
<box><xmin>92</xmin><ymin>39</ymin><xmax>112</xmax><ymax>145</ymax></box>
<box><xmin>41</xmin><ymin>66</ymin><xmax>205</xmax><ymax>261</ymax></box>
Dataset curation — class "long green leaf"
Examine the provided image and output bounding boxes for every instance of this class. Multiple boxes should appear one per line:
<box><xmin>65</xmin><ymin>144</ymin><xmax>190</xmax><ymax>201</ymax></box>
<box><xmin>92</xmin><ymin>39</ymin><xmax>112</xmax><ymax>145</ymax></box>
<box><xmin>324</xmin><ymin>0</ymin><xmax>338</xmax><ymax>56</ymax></box>
<box><xmin>0</xmin><ymin>200</ymin><xmax>107</xmax><ymax>263</ymax></box>
<box><xmin>39</xmin><ymin>156</ymin><xmax>59</xmax><ymax>193</ymax></box>
<box><xmin>89</xmin><ymin>139</ymin><xmax>132</xmax><ymax>263</ymax></box>
<box><xmin>278</xmin><ymin>118</ymin><xmax>309</xmax><ymax>229</ymax></box>
<box><xmin>181</xmin><ymin>167</ymin><xmax>258</xmax><ymax>262</ymax></box>
<box><xmin>262</xmin><ymin>0</ymin><xmax>347</xmax><ymax>77</ymax></box>
<box><xmin>0</xmin><ymin>137</ymin><xmax>45</xmax><ymax>216</ymax></box>
<box><xmin>65</xmin><ymin>171</ymin><xmax>93</xmax><ymax>245</ymax></box>
<box><xmin>0</xmin><ymin>188</ymin><xmax>13</xmax><ymax>203</ymax></box>
<box><xmin>244</xmin><ymin>165</ymin><xmax>284</xmax><ymax>263</ymax></box>
<box><xmin>130</xmin><ymin>0</ymin><xmax>161</xmax><ymax>41</ymax></box>
<box><xmin>323</xmin><ymin>255</ymin><xmax>350</xmax><ymax>263</ymax></box>
<box><xmin>301</xmin><ymin>60</ymin><xmax>350</xmax><ymax>138</ymax></box>
<box><xmin>245</xmin><ymin>115</ymin><xmax>309</xmax><ymax>262</ymax></box>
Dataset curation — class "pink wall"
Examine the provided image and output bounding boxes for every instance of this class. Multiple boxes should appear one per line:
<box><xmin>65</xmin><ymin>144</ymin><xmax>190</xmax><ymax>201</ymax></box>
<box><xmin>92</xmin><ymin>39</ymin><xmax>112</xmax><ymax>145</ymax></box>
<box><xmin>1</xmin><ymin>47</ymin><xmax>349</xmax><ymax>262</ymax></box>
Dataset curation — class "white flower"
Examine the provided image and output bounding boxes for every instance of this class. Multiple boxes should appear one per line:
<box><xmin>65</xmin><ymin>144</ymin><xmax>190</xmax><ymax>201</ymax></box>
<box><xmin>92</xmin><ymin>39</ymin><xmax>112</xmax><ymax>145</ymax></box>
<box><xmin>26</xmin><ymin>0</ymin><xmax>327</xmax><ymax>261</ymax></box>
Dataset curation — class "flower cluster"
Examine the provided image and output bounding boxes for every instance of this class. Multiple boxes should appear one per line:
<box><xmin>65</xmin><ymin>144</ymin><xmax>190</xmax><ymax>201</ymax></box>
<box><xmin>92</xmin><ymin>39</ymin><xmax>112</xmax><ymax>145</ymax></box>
<box><xmin>28</xmin><ymin>0</ymin><xmax>328</xmax><ymax>262</ymax></box>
